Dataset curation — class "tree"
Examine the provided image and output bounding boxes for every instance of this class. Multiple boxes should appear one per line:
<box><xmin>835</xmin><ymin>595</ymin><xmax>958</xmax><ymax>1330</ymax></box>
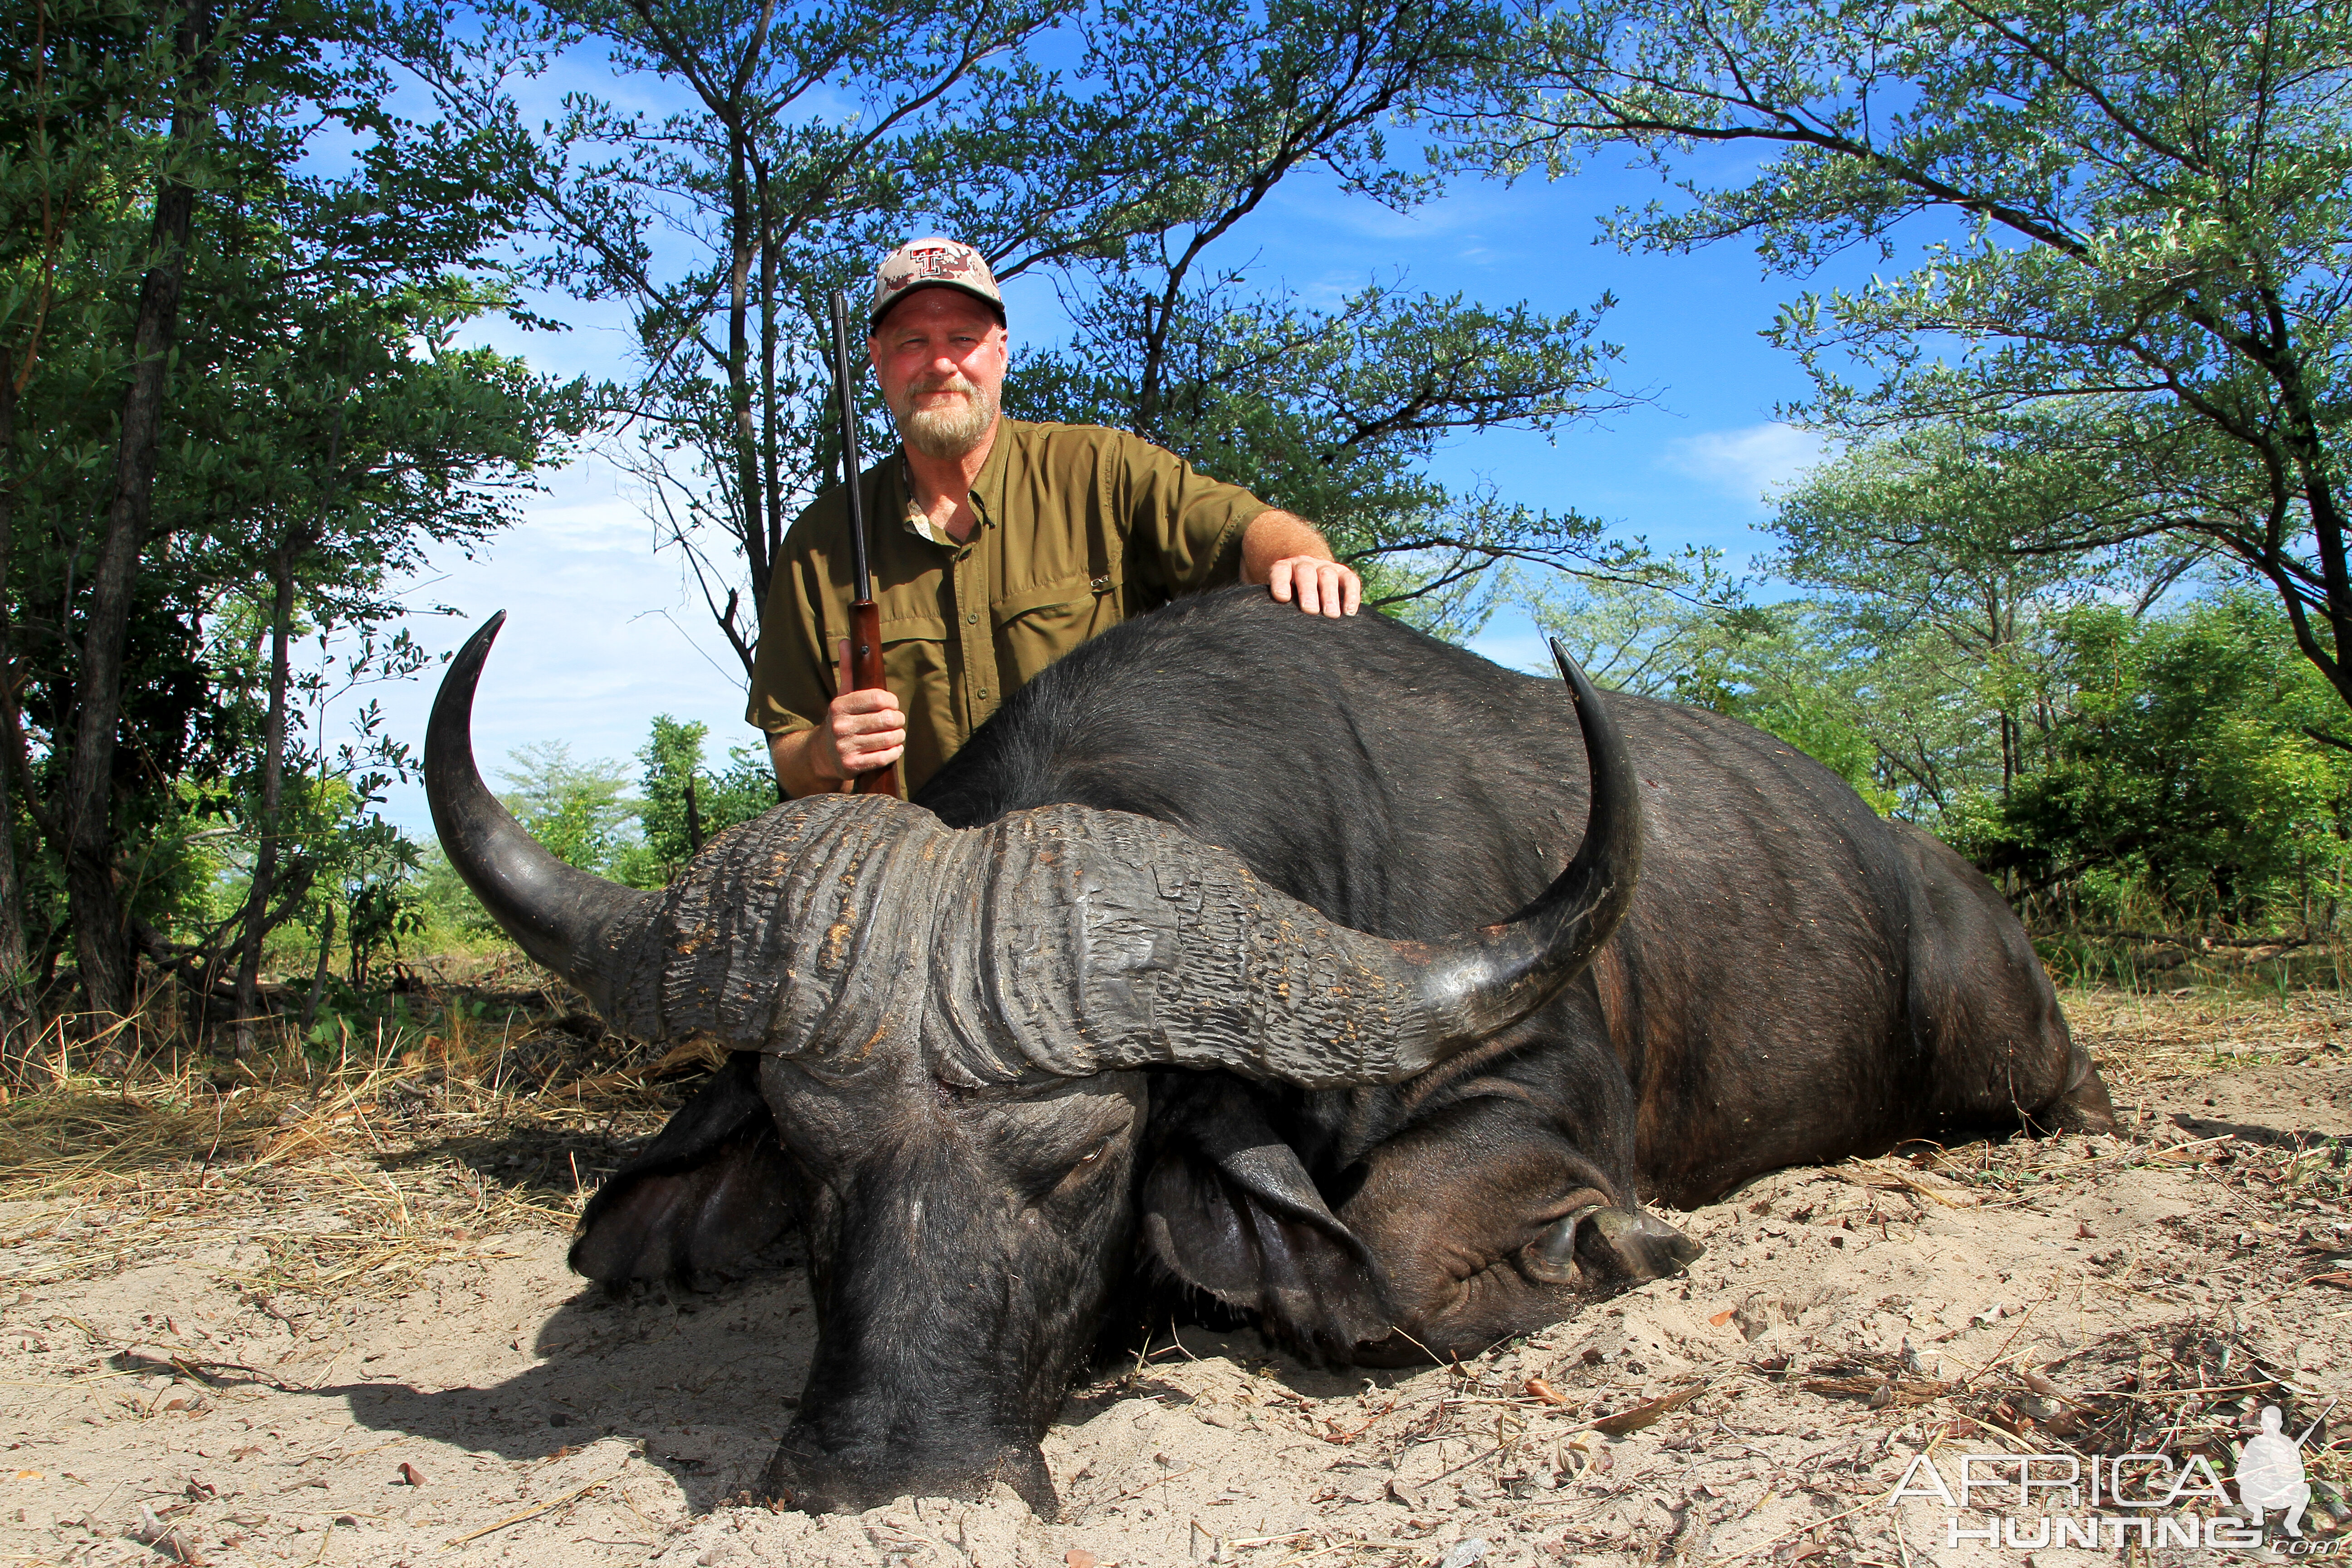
<box><xmin>1768</xmin><ymin>420</ymin><xmax>2200</xmax><ymax>792</ymax></box>
<box><xmin>633</xmin><ymin>714</ymin><xmax>773</xmax><ymax>884</ymax></box>
<box><xmin>1452</xmin><ymin>0</ymin><xmax>2352</xmax><ymax>705</ymax></box>
<box><xmin>1533</xmin><ymin>578</ymin><xmax>1906</xmax><ymax>811</ymax></box>
<box><xmin>400</xmin><ymin>0</ymin><xmax>1145</xmax><ymax>673</ymax></box>
<box><xmin>1005</xmin><ymin>0</ymin><xmax>1649</xmax><ymax>634</ymax></box>
<box><xmin>1015</xmin><ymin>270</ymin><xmax>1639</xmax><ymax>639</ymax></box>
<box><xmin>2</xmin><ymin>0</ymin><xmax>229</xmax><ymax>1034</ymax></box>
<box><xmin>2</xmin><ymin>0</ymin><xmax>588</xmax><ymax>1051</ymax></box>
<box><xmin>1946</xmin><ymin>595</ymin><xmax>2352</xmax><ymax>929</ymax></box>
<box><xmin>496</xmin><ymin>742</ymin><xmax>641</xmax><ymax>878</ymax></box>
<box><xmin>407</xmin><ymin>0</ymin><xmax>1652</xmax><ymax>666</ymax></box>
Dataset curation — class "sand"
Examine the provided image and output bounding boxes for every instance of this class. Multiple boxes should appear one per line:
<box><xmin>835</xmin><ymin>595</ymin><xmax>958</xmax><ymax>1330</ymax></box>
<box><xmin>4</xmin><ymin>1012</ymin><xmax>2348</xmax><ymax>1567</ymax></box>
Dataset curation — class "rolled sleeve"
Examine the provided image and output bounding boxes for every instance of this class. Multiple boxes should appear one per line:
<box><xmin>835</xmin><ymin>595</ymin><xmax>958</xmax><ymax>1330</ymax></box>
<box><xmin>745</xmin><ymin>550</ymin><xmax>835</xmax><ymax>738</ymax></box>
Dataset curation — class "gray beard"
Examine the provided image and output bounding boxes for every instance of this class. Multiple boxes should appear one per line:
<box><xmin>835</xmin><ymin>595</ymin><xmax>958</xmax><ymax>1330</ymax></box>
<box><xmin>897</xmin><ymin>382</ymin><xmax>999</xmax><ymax>459</ymax></box>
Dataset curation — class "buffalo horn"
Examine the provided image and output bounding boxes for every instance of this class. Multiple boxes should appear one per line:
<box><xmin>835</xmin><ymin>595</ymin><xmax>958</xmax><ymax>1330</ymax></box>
<box><xmin>1383</xmin><ymin>639</ymin><xmax>1641</xmax><ymax>1065</ymax></box>
<box><xmin>425</xmin><ymin>614</ymin><xmax>658</xmax><ymax>1018</ymax></box>
<box><xmin>997</xmin><ymin>642</ymin><xmax>1641</xmax><ymax>1090</ymax></box>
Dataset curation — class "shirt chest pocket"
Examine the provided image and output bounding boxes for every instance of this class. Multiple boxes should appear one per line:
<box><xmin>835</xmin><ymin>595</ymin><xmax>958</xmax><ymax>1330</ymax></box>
<box><xmin>990</xmin><ymin>573</ymin><xmax>1120</xmax><ymax>680</ymax></box>
<box><xmin>871</xmin><ymin>614</ymin><xmax>948</xmax><ymax>699</ymax></box>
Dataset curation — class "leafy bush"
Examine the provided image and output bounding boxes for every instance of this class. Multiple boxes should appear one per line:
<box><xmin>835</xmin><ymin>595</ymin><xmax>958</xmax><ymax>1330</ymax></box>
<box><xmin>1945</xmin><ymin>596</ymin><xmax>2352</xmax><ymax>930</ymax></box>
<box><xmin>632</xmin><ymin>716</ymin><xmax>778</xmax><ymax>885</ymax></box>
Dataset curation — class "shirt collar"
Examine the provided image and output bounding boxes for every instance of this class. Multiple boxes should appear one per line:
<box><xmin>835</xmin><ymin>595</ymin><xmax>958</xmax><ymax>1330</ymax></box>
<box><xmin>896</xmin><ymin>420</ymin><xmax>1016</xmax><ymax>548</ymax></box>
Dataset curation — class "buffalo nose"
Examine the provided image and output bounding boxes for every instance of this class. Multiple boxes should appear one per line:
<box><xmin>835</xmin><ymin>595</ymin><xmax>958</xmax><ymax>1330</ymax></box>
<box><xmin>759</xmin><ymin>1432</ymin><xmax>1059</xmax><ymax>1518</ymax></box>
<box><xmin>1519</xmin><ymin>1205</ymin><xmax>1702</xmax><ymax>1288</ymax></box>
<box><xmin>1588</xmin><ymin>1205</ymin><xmax>1704</xmax><ymax>1278</ymax></box>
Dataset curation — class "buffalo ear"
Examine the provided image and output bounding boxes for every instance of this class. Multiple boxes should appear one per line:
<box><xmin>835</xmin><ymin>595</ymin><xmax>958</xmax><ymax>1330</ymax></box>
<box><xmin>1139</xmin><ymin>1080</ymin><xmax>1392</xmax><ymax>1358</ymax></box>
<box><xmin>571</xmin><ymin>1053</ymin><xmax>799</xmax><ymax>1291</ymax></box>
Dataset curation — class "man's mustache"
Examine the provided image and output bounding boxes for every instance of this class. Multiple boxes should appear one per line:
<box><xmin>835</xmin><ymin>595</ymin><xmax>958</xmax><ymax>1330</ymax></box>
<box><xmin>908</xmin><ymin>373</ymin><xmax>978</xmax><ymax>396</ymax></box>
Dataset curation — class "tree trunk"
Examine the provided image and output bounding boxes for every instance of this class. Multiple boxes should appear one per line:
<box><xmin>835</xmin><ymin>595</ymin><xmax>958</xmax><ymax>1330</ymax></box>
<box><xmin>231</xmin><ymin>544</ymin><xmax>296</xmax><ymax>1058</ymax></box>
<box><xmin>62</xmin><ymin>2</ymin><xmax>209</xmax><ymax>1034</ymax></box>
<box><xmin>299</xmin><ymin>902</ymin><xmax>334</xmax><ymax>1034</ymax></box>
<box><xmin>753</xmin><ymin>164</ymin><xmax>781</xmax><ymax>624</ymax></box>
<box><xmin>725</xmin><ymin>132</ymin><xmax>765</xmax><ymax>627</ymax></box>
<box><xmin>0</xmin><ymin>369</ymin><xmax>28</xmax><ymax>1058</ymax></box>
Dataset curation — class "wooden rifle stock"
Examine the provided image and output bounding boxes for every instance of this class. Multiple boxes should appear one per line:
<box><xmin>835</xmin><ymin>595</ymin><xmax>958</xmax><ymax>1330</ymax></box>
<box><xmin>829</xmin><ymin>289</ymin><xmax>901</xmax><ymax>799</ymax></box>
<box><xmin>840</xmin><ymin>599</ymin><xmax>894</xmax><ymax>795</ymax></box>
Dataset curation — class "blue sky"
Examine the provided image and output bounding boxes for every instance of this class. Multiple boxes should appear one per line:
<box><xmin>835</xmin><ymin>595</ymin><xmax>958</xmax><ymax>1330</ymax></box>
<box><xmin>366</xmin><ymin>74</ymin><xmax>1875</xmax><ymax>836</ymax></box>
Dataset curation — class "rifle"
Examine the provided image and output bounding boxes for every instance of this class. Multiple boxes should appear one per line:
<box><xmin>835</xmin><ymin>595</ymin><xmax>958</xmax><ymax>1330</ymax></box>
<box><xmin>828</xmin><ymin>289</ymin><xmax>902</xmax><ymax>799</ymax></box>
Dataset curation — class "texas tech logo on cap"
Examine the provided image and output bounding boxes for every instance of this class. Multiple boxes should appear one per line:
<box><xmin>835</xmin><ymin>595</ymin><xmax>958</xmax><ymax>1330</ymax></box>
<box><xmin>869</xmin><ymin>237</ymin><xmax>1006</xmax><ymax>330</ymax></box>
<box><xmin>897</xmin><ymin>245</ymin><xmax>975</xmax><ymax>283</ymax></box>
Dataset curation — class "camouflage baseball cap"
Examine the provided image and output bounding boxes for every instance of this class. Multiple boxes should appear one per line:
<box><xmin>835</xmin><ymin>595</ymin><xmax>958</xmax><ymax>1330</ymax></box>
<box><xmin>868</xmin><ymin>237</ymin><xmax>1005</xmax><ymax>332</ymax></box>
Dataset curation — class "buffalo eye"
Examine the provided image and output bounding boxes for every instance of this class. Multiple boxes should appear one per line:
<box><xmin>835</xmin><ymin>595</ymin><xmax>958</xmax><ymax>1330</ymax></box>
<box><xmin>1045</xmin><ymin>1137</ymin><xmax>1117</xmax><ymax>1197</ymax></box>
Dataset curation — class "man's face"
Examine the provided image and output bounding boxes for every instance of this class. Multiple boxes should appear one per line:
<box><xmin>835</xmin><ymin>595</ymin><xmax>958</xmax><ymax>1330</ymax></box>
<box><xmin>869</xmin><ymin>290</ymin><xmax>1008</xmax><ymax>460</ymax></box>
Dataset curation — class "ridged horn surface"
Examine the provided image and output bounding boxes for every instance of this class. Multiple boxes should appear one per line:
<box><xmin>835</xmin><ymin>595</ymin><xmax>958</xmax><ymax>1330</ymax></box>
<box><xmin>950</xmin><ymin>643</ymin><xmax>1640</xmax><ymax>1088</ymax></box>
<box><xmin>427</xmin><ymin>620</ymin><xmax>1637</xmax><ymax>1087</ymax></box>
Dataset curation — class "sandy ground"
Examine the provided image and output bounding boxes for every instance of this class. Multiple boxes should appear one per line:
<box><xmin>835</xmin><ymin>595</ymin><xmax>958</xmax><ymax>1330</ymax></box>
<box><xmin>5</xmin><ymin>998</ymin><xmax>2351</xmax><ymax>1568</ymax></box>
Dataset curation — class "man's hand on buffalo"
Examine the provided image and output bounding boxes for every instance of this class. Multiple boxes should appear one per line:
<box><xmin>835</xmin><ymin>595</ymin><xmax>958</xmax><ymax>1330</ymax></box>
<box><xmin>1241</xmin><ymin>510</ymin><xmax>1362</xmax><ymax>617</ymax></box>
<box><xmin>769</xmin><ymin>682</ymin><xmax>906</xmax><ymax>797</ymax></box>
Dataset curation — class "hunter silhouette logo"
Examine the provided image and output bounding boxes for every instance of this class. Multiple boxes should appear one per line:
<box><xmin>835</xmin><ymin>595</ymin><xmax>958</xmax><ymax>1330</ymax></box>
<box><xmin>2240</xmin><ymin>1404</ymin><xmax>2318</xmax><ymax>1537</ymax></box>
<box><xmin>1885</xmin><ymin>1397</ymin><xmax>2341</xmax><ymax>1551</ymax></box>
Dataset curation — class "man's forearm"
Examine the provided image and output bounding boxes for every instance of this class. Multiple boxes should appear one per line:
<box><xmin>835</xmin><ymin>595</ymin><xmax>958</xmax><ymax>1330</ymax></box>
<box><xmin>769</xmin><ymin>727</ymin><xmax>844</xmax><ymax>799</ymax></box>
<box><xmin>1240</xmin><ymin>509</ymin><xmax>1334</xmax><ymax>581</ymax></box>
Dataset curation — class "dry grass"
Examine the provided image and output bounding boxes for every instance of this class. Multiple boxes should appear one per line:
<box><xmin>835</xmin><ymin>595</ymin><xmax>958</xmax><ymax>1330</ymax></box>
<box><xmin>2067</xmin><ymin>982</ymin><xmax>2350</xmax><ymax>1084</ymax></box>
<box><xmin>0</xmin><ymin>959</ymin><xmax>720</xmax><ymax>1301</ymax></box>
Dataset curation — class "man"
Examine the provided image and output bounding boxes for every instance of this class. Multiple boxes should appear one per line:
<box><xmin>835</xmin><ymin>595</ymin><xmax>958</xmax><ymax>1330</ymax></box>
<box><xmin>748</xmin><ymin>236</ymin><xmax>1363</xmax><ymax>798</ymax></box>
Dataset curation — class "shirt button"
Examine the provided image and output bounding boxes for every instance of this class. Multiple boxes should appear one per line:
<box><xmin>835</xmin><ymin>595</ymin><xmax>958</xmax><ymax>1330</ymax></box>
<box><xmin>966</xmin><ymin>611</ymin><xmax>978</xmax><ymax>623</ymax></box>
<box><xmin>978</xmin><ymin>689</ymin><xmax>988</xmax><ymax>701</ymax></box>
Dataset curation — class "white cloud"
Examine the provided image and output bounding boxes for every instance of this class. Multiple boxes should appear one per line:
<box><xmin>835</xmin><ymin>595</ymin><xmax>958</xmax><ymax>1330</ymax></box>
<box><xmin>370</xmin><ymin>457</ymin><xmax>764</xmax><ymax>837</ymax></box>
<box><xmin>1661</xmin><ymin>422</ymin><xmax>1833</xmax><ymax>511</ymax></box>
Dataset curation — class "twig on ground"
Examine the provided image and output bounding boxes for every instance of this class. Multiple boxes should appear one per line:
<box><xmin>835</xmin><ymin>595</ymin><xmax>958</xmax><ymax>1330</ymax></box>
<box><xmin>444</xmin><ymin>1470</ymin><xmax>625</xmax><ymax>1546</ymax></box>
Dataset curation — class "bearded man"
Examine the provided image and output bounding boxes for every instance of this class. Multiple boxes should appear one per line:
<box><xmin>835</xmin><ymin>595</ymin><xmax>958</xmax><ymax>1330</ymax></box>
<box><xmin>749</xmin><ymin>237</ymin><xmax>1363</xmax><ymax>798</ymax></box>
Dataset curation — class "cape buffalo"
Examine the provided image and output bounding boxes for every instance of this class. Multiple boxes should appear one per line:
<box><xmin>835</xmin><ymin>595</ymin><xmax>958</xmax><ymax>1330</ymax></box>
<box><xmin>426</xmin><ymin>586</ymin><xmax>2114</xmax><ymax>1517</ymax></box>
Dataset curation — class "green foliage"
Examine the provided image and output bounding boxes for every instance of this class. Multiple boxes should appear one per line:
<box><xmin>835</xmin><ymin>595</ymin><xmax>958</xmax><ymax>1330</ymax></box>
<box><xmin>1534</xmin><ymin>568</ymin><xmax>2349</xmax><ymax>932</ymax></box>
<box><xmin>1452</xmin><ymin>0</ymin><xmax>2352</xmax><ymax>712</ymax></box>
<box><xmin>1014</xmin><ymin>274</ymin><xmax>1644</xmax><ymax>639</ymax></box>
<box><xmin>414</xmin><ymin>716</ymin><xmax>776</xmax><ymax>939</ymax></box>
<box><xmin>1762</xmin><ymin>421</ymin><xmax>2189</xmax><ymax>810</ymax></box>
<box><xmin>1529</xmin><ymin>574</ymin><xmax>1899</xmax><ymax>811</ymax></box>
<box><xmin>413</xmin><ymin>843</ymin><xmax>500</xmax><ymax>946</ymax></box>
<box><xmin>1947</xmin><ymin>597</ymin><xmax>2352</xmax><ymax>928</ymax></box>
<box><xmin>0</xmin><ymin>0</ymin><xmax>593</xmax><ymax>1032</ymax></box>
<box><xmin>344</xmin><ymin>868</ymin><xmax>425</xmax><ymax>990</ymax></box>
<box><xmin>495</xmin><ymin>743</ymin><xmax>639</xmax><ymax>881</ymax></box>
<box><xmin>634</xmin><ymin>716</ymin><xmax>774</xmax><ymax>885</ymax></box>
<box><xmin>1738</xmin><ymin>686</ymin><xmax>1902</xmax><ymax>818</ymax></box>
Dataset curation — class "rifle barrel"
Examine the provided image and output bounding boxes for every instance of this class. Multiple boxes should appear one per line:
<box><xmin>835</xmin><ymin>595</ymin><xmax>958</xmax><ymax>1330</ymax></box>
<box><xmin>827</xmin><ymin>289</ymin><xmax>900</xmax><ymax>799</ymax></box>
<box><xmin>829</xmin><ymin>291</ymin><xmax>874</xmax><ymax>606</ymax></box>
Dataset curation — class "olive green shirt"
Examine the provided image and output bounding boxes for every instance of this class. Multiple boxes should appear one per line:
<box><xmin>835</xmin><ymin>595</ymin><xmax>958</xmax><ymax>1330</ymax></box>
<box><xmin>747</xmin><ymin>419</ymin><xmax>1267</xmax><ymax>795</ymax></box>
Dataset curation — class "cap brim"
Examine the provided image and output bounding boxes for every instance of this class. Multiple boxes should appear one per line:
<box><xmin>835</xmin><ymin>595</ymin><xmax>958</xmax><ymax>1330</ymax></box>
<box><xmin>868</xmin><ymin>279</ymin><xmax>1007</xmax><ymax>333</ymax></box>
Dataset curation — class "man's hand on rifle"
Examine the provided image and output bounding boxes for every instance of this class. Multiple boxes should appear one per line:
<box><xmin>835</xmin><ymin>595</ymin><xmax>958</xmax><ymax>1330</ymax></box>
<box><xmin>767</xmin><ymin>650</ymin><xmax>906</xmax><ymax>797</ymax></box>
<box><xmin>820</xmin><ymin>686</ymin><xmax>907</xmax><ymax>779</ymax></box>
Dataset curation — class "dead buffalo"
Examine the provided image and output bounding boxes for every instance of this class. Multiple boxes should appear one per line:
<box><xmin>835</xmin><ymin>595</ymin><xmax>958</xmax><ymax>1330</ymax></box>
<box><xmin>425</xmin><ymin>585</ymin><xmax>2113</xmax><ymax>1516</ymax></box>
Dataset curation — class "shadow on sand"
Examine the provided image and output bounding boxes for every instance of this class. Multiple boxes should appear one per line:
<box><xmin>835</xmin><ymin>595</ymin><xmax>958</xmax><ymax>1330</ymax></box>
<box><xmin>323</xmin><ymin>1258</ymin><xmax>820</xmax><ymax>1507</ymax></box>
